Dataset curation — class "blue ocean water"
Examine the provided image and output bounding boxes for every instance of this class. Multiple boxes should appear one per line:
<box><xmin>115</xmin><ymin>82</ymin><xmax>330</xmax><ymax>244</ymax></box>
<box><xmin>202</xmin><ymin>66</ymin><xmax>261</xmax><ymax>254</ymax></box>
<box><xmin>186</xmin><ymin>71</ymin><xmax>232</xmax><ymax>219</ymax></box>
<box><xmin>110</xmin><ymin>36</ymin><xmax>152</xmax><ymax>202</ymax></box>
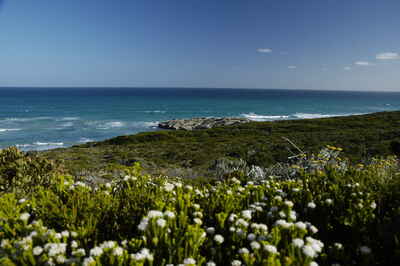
<box><xmin>1</xmin><ymin>87</ymin><xmax>400</xmax><ymax>151</ymax></box>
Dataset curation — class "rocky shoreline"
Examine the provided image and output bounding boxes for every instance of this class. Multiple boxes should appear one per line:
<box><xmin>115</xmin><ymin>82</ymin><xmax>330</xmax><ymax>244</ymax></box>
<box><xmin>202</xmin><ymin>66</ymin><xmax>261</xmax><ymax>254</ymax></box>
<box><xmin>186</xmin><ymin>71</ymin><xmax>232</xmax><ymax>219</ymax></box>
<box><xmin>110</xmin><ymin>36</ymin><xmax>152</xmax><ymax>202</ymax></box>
<box><xmin>158</xmin><ymin>117</ymin><xmax>251</xmax><ymax>130</ymax></box>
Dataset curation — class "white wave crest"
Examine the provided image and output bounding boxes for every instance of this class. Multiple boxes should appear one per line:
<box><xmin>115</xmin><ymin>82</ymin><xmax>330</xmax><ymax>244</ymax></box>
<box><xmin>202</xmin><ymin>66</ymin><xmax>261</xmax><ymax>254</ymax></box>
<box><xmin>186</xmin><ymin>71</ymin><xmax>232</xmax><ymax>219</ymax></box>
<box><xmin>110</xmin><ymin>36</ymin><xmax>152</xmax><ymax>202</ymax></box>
<box><xmin>293</xmin><ymin>113</ymin><xmax>341</xmax><ymax>119</ymax></box>
<box><xmin>143</xmin><ymin>121</ymin><xmax>159</xmax><ymax>127</ymax></box>
<box><xmin>57</xmin><ymin>117</ymin><xmax>80</xmax><ymax>121</ymax></box>
<box><xmin>241</xmin><ymin>113</ymin><xmax>290</xmax><ymax>121</ymax></box>
<box><xmin>0</xmin><ymin>128</ymin><xmax>21</xmax><ymax>132</ymax></box>
<box><xmin>3</xmin><ymin>117</ymin><xmax>52</xmax><ymax>122</ymax></box>
<box><xmin>78</xmin><ymin>137</ymin><xmax>94</xmax><ymax>143</ymax></box>
<box><xmin>97</xmin><ymin>121</ymin><xmax>125</xmax><ymax>129</ymax></box>
<box><xmin>143</xmin><ymin>110</ymin><xmax>166</xmax><ymax>113</ymax></box>
<box><xmin>33</xmin><ymin>142</ymin><xmax>64</xmax><ymax>146</ymax></box>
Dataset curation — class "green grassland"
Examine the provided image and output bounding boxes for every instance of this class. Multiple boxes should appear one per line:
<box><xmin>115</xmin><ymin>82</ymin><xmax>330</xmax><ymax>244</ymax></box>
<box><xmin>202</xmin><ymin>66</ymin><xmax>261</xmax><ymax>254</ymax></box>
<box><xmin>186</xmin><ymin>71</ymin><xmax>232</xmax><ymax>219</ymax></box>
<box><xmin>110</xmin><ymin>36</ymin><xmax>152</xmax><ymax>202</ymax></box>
<box><xmin>41</xmin><ymin>111</ymin><xmax>400</xmax><ymax>178</ymax></box>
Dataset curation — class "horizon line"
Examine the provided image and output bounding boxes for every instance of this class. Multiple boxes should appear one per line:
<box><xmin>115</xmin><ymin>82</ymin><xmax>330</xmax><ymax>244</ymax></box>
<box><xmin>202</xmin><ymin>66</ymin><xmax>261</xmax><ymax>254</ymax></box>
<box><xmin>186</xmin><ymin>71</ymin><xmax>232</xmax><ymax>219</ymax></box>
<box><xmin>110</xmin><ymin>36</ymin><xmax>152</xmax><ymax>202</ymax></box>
<box><xmin>0</xmin><ymin>86</ymin><xmax>399</xmax><ymax>93</ymax></box>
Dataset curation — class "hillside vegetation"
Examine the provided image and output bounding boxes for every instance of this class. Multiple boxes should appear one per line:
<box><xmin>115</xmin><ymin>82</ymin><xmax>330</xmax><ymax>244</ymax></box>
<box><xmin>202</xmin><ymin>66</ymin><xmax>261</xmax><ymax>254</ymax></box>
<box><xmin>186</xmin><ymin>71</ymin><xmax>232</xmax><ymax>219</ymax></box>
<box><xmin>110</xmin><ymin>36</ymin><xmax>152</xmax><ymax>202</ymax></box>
<box><xmin>41</xmin><ymin>111</ymin><xmax>400</xmax><ymax>178</ymax></box>
<box><xmin>1</xmin><ymin>145</ymin><xmax>400</xmax><ymax>265</ymax></box>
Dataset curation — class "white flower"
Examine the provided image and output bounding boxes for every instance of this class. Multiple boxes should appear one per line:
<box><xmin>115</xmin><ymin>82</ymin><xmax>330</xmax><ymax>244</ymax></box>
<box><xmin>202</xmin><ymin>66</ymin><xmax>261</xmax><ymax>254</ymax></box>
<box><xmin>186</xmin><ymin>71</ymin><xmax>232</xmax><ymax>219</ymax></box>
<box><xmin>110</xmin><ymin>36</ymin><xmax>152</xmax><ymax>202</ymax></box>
<box><xmin>82</xmin><ymin>257</ymin><xmax>95</xmax><ymax>266</ymax></box>
<box><xmin>33</xmin><ymin>246</ymin><xmax>43</xmax><ymax>256</ymax></box>
<box><xmin>370</xmin><ymin>202</ymin><xmax>377</xmax><ymax>209</ymax></box>
<box><xmin>19</xmin><ymin>213</ymin><xmax>30</xmax><ymax>222</ymax></box>
<box><xmin>193</xmin><ymin>203</ymin><xmax>201</xmax><ymax>210</ymax></box>
<box><xmin>259</xmin><ymin>224</ymin><xmax>268</xmax><ymax>231</ymax></box>
<box><xmin>236</xmin><ymin>218</ymin><xmax>249</xmax><ymax>228</ymax></box>
<box><xmin>101</xmin><ymin>241</ymin><xmax>116</xmax><ymax>249</ymax></box>
<box><xmin>334</xmin><ymin>242</ymin><xmax>343</xmax><ymax>250</ymax></box>
<box><xmin>71</xmin><ymin>231</ymin><xmax>78</xmax><ymax>238</ymax></box>
<box><xmin>72</xmin><ymin>248</ymin><xmax>86</xmax><ymax>256</ymax></box>
<box><xmin>289</xmin><ymin>210</ymin><xmax>297</xmax><ymax>221</ymax></box>
<box><xmin>185</xmin><ymin>185</ymin><xmax>193</xmax><ymax>191</ymax></box>
<box><xmin>231</xmin><ymin>260</ymin><xmax>242</xmax><ymax>266</ymax></box>
<box><xmin>309</xmin><ymin>225</ymin><xmax>318</xmax><ymax>234</ymax></box>
<box><xmin>295</xmin><ymin>222</ymin><xmax>307</xmax><ymax>230</ymax></box>
<box><xmin>138</xmin><ymin>218</ymin><xmax>149</xmax><ymax>231</ymax></box>
<box><xmin>241</xmin><ymin>210</ymin><xmax>252</xmax><ymax>220</ymax></box>
<box><xmin>275</xmin><ymin>219</ymin><xmax>291</xmax><ymax>228</ymax></box>
<box><xmin>164</xmin><ymin>211</ymin><xmax>175</xmax><ymax>219</ymax></box>
<box><xmin>156</xmin><ymin>218</ymin><xmax>167</xmax><ymax>228</ymax></box>
<box><xmin>112</xmin><ymin>247</ymin><xmax>124</xmax><ymax>256</ymax></box>
<box><xmin>90</xmin><ymin>246</ymin><xmax>103</xmax><ymax>257</ymax></box>
<box><xmin>292</xmin><ymin>238</ymin><xmax>305</xmax><ymax>248</ymax></box>
<box><xmin>56</xmin><ymin>255</ymin><xmax>66</xmax><ymax>264</ymax></box>
<box><xmin>359</xmin><ymin>246</ymin><xmax>371</xmax><ymax>255</ymax></box>
<box><xmin>279</xmin><ymin>211</ymin><xmax>286</xmax><ymax>218</ymax></box>
<box><xmin>264</xmin><ymin>244</ymin><xmax>278</xmax><ymax>254</ymax></box>
<box><xmin>302</xmin><ymin>245</ymin><xmax>317</xmax><ymax>258</ymax></box>
<box><xmin>71</xmin><ymin>240</ymin><xmax>78</xmax><ymax>249</ymax></box>
<box><xmin>61</xmin><ymin>230</ymin><xmax>69</xmax><ymax>238</ymax></box>
<box><xmin>18</xmin><ymin>198</ymin><xmax>26</xmax><ymax>204</ymax></box>
<box><xmin>214</xmin><ymin>234</ymin><xmax>224</xmax><ymax>244</ymax></box>
<box><xmin>228</xmin><ymin>214</ymin><xmax>237</xmax><ymax>222</ymax></box>
<box><xmin>193</xmin><ymin>211</ymin><xmax>203</xmax><ymax>218</ymax></box>
<box><xmin>206</xmin><ymin>227</ymin><xmax>215</xmax><ymax>235</ymax></box>
<box><xmin>325</xmin><ymin>199</ymin><xmax>333</xmax><ymax>205</ymax></box>
<box><xmin>206</xmin><ymin>262</ymin><xmax>216</xmax><ymax>266</ymax></box>
<box><xmin>147</xmin><ymin>210</ymin><xmax>164</xmax><ymax>218</ymax></box>
<box><xmin>45</xmin><ymin>243</ymin><xmax>67</xmax><ymax>257</ymax></box>
<box><xmin>250</xmin><ymin>241</ymin><xmax>261</xmax><ymax>250</ymax></box>
<box><xmin>238</xmin><ymin>247</ymin><xmax>249</xmax><ymax>254</ymax></box>
<box><xmin>274</xmin><ymin>195</ymin><xmax>282</xmax><ymax>201</ymax></box>
<box><xmin>183</xmin><ymin>258</ymin><xmax>196</xmax><ymax>265</ymax></box>
<box><xmin>307</xmin><ymin>202</ymin><xmax>316</xmax><ymax>209</ymax></box>
<box><xmin>284</xmin><ymin>200</ymin><xmax>294</xmax><ymax>208</ymax></box>
<box><xmin>309</xmin><ymin>261</ymin><xmax>318</xmax><ymax>266</ymax></box>
<box><xmin>247</xmin><ymin>233</ymin><xmax>256</xmax><ymax>241</ymax></box>
<box><xmin>164</xmin><ymin>182</ymin><xmax>175</xmax><ymax>192</ymax></box>
<box><xmin>193</xmin><ymin>218</ymin><xmax>202</xmax><ymax>225</ymax></box>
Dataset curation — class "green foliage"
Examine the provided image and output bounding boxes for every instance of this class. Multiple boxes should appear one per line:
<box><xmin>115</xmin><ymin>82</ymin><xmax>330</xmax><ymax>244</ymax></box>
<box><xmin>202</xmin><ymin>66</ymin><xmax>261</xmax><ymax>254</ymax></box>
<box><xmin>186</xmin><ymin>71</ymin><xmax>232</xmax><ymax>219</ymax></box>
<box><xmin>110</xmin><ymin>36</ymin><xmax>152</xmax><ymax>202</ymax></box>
<box><xmin>0</xmin><ymin>147</ymin><xmax>60</xmax><ymax>194</ymax></box>
<box><xmin>1</xmin><ymin>146</ymin><xmax>400</xmax><ymax>265</ymax></box>
<box><xmin>42</xmin><ymin>111</ymin><xmax>400</xmax><ymax>178</ymax></box>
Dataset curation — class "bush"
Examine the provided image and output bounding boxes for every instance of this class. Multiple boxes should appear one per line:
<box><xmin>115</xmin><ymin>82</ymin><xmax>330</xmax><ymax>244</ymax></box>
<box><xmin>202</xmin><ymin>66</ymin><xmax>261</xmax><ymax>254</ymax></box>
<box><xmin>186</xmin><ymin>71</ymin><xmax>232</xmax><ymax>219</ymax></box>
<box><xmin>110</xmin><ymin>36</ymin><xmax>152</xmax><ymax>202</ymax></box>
<box><xmin>0</xmin><ymin>147</ymin><xmax>400</xmax><ymax>265</ymax></box>
<box><xmin>0</xmin><ymin>147</ymin><xmax>60</xmax><ymax>194</ymax></box>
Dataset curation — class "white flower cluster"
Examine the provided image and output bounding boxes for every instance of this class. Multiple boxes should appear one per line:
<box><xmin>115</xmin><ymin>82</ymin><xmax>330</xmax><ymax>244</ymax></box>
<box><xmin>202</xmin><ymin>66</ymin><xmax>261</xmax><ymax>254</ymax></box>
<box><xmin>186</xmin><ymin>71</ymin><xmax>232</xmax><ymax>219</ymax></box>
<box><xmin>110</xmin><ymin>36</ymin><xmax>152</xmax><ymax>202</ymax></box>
<box><xmin>138</xmin><ymin>209</ymin><xmax>176</xmax><ymax>231</ymax></box>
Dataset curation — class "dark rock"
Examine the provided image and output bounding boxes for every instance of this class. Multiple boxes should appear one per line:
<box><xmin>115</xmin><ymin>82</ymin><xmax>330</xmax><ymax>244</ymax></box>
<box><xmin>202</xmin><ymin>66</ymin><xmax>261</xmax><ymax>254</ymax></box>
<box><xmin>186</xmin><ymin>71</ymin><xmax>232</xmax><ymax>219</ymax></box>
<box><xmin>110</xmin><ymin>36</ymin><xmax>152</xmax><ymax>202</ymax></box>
<box><xmin>158</xmin><ymin>117</ymin><xmax>251</xmax><ymax>130</ymax></box>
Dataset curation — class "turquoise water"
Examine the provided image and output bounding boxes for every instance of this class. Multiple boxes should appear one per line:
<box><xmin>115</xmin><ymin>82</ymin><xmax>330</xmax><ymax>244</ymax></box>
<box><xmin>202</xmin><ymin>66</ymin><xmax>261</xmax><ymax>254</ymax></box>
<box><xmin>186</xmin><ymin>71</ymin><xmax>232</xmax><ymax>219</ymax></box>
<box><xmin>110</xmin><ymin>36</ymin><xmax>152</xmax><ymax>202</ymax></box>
<box><xmin>1</xmin><ymin>87</ymin><xmax>400</xmax><ymax>150</ymax></box>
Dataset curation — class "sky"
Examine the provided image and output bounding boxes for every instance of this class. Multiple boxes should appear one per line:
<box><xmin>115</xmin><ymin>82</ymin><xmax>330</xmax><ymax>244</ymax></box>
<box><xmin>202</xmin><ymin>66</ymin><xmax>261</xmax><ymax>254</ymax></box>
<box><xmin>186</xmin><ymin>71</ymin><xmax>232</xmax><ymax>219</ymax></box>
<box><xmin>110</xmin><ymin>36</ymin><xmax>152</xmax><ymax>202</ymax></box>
<box><xmin>0</xmin><ymin>0</ymin><xmax>399</xmax><ymax>91</ymax></box>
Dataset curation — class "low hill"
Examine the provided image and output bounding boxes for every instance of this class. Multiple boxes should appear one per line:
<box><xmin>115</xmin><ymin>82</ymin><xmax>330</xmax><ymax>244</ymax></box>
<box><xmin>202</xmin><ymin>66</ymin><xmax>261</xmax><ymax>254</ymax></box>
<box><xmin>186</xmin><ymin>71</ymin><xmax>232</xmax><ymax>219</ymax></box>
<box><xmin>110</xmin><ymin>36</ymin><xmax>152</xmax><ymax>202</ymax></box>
<box><xmin>41</xmin><ymin>111</ymin><xmax>400</xmax><ymax>178</ymax></box>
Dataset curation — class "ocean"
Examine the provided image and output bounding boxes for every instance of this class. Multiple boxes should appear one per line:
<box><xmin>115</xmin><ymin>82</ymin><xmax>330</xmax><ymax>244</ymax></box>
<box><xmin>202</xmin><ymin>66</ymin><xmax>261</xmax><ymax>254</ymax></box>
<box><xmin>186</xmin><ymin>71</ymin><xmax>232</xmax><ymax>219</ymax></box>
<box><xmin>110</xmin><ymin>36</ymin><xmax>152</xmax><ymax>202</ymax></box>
<box><xmin>1</xmin><ymin>87</ymin><xmax>400</xmax><ymax>151</ymax></box>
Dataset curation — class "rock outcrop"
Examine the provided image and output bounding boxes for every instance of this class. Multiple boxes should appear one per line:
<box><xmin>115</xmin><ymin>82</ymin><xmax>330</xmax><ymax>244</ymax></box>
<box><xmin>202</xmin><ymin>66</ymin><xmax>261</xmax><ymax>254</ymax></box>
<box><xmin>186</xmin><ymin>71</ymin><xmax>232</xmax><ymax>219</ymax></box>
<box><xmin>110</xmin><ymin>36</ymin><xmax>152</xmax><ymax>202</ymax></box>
<box><xmin>158</xmin><ymin>117</ymin><xmax>250</xmax><ymax>130</ymax></box>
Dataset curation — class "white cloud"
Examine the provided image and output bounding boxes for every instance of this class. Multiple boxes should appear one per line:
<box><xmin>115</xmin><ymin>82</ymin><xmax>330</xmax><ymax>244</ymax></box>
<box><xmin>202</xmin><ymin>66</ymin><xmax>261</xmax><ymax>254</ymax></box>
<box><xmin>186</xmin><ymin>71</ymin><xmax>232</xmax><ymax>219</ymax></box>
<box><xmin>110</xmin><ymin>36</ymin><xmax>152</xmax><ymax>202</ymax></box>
<box><xmin>344</xmin><ymin>66</ymin><xmax>351</xmax><ymax>71</ymax></box>
<box><xmin>376</xmin><ymin>52</ymin><xmax>399</xmax><ymax>60</ymax></box>
<box><xmin>288</xmin><ymin>65</ymin><xmax>297</xmax><ymax>69</ymax></box>
<box><xmin>256</xmin><ymin>48</ymin><xmax>272</xmax><ymax>53</ymax></box>
<box><xmin>354</xmin><ymin>61</ymin><xmax>371</xmax><ymax>66</ymax></box>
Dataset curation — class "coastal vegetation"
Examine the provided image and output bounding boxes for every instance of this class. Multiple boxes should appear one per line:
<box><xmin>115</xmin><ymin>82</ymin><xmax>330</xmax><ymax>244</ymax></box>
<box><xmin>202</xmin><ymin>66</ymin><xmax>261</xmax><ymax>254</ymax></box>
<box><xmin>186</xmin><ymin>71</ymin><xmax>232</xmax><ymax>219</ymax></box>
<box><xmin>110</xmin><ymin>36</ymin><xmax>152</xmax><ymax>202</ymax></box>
<box><xmin>1</xmin><ymin>145</ymin><xmax>400</xmax><ymax>265</ymax></box>
<box><xmin>1</xmin><ymin>111</ymin><xmax>400</xmax><ymax>265</ymax></box>
<box><xmin>42</xmin><ymin>111</ymin><xmax>400</xmax><ymax>178</ymax></box>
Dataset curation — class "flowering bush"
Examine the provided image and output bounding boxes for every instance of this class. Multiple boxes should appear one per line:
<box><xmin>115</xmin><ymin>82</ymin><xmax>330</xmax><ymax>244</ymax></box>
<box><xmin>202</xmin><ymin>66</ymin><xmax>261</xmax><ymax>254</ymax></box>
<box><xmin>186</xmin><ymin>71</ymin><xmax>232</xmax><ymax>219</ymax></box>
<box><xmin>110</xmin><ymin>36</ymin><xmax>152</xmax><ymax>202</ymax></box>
<box><xmin>1</xmin><ymin>147</ymin><xmax>400</xmax><ymax>265</ymax></box>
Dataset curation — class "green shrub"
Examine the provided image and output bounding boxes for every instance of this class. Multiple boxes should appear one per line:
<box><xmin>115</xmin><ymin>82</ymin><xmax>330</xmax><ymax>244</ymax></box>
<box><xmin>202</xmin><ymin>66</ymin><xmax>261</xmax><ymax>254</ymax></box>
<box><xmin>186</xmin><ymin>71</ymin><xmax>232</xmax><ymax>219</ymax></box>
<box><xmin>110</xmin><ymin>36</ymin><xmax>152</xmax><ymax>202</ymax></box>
<box><xmin>0</xmin><ymin>147</ymin><xmax>60</xmax><ymax>194</ymax></box>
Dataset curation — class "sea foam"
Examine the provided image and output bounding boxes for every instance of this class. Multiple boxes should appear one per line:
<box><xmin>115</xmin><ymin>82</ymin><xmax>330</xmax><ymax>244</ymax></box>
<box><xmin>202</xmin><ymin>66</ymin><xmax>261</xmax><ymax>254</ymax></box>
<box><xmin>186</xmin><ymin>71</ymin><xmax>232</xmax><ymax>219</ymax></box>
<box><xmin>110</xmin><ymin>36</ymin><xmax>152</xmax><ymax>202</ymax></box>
<box><xmin>241</xmin><ymin>113</ymin><xmax>290</xmax><ymax>121</ymax></box>
<box><xmin>0</xmin><ymin>128</ymin><xmax>21</xmax><ymax>132</ymax></box>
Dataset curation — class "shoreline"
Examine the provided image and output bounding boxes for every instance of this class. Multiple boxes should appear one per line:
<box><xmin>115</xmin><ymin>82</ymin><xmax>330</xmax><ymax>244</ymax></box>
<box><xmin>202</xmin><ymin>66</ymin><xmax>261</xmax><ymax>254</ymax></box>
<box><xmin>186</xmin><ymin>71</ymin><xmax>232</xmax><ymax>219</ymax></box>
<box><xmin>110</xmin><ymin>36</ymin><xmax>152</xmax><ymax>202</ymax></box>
<box><xmin>5</xmin><ymin>111</ymin><xmax>382</xmax><ymax>152</ymax></box>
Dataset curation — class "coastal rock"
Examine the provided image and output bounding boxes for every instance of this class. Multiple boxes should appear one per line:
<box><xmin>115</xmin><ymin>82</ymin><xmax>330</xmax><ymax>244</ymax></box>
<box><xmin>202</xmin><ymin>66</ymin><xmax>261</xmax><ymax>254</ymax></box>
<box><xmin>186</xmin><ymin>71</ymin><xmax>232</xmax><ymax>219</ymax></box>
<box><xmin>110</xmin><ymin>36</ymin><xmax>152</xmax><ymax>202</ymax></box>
<box><xmin>158</xmin><ymin>117</ymin><xmax>251</xmax><ymax>130</ymax></box>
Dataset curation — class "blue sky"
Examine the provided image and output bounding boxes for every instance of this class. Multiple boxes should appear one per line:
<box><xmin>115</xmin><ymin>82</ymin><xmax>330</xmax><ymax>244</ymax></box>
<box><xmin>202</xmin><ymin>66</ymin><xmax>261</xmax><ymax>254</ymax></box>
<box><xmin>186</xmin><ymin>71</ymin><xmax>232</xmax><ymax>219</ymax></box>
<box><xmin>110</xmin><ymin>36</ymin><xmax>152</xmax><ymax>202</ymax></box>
<box><xmin>0</xmin><ymin>0</ymin><xmax>399</xmax><ymax>90</ymax></box>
